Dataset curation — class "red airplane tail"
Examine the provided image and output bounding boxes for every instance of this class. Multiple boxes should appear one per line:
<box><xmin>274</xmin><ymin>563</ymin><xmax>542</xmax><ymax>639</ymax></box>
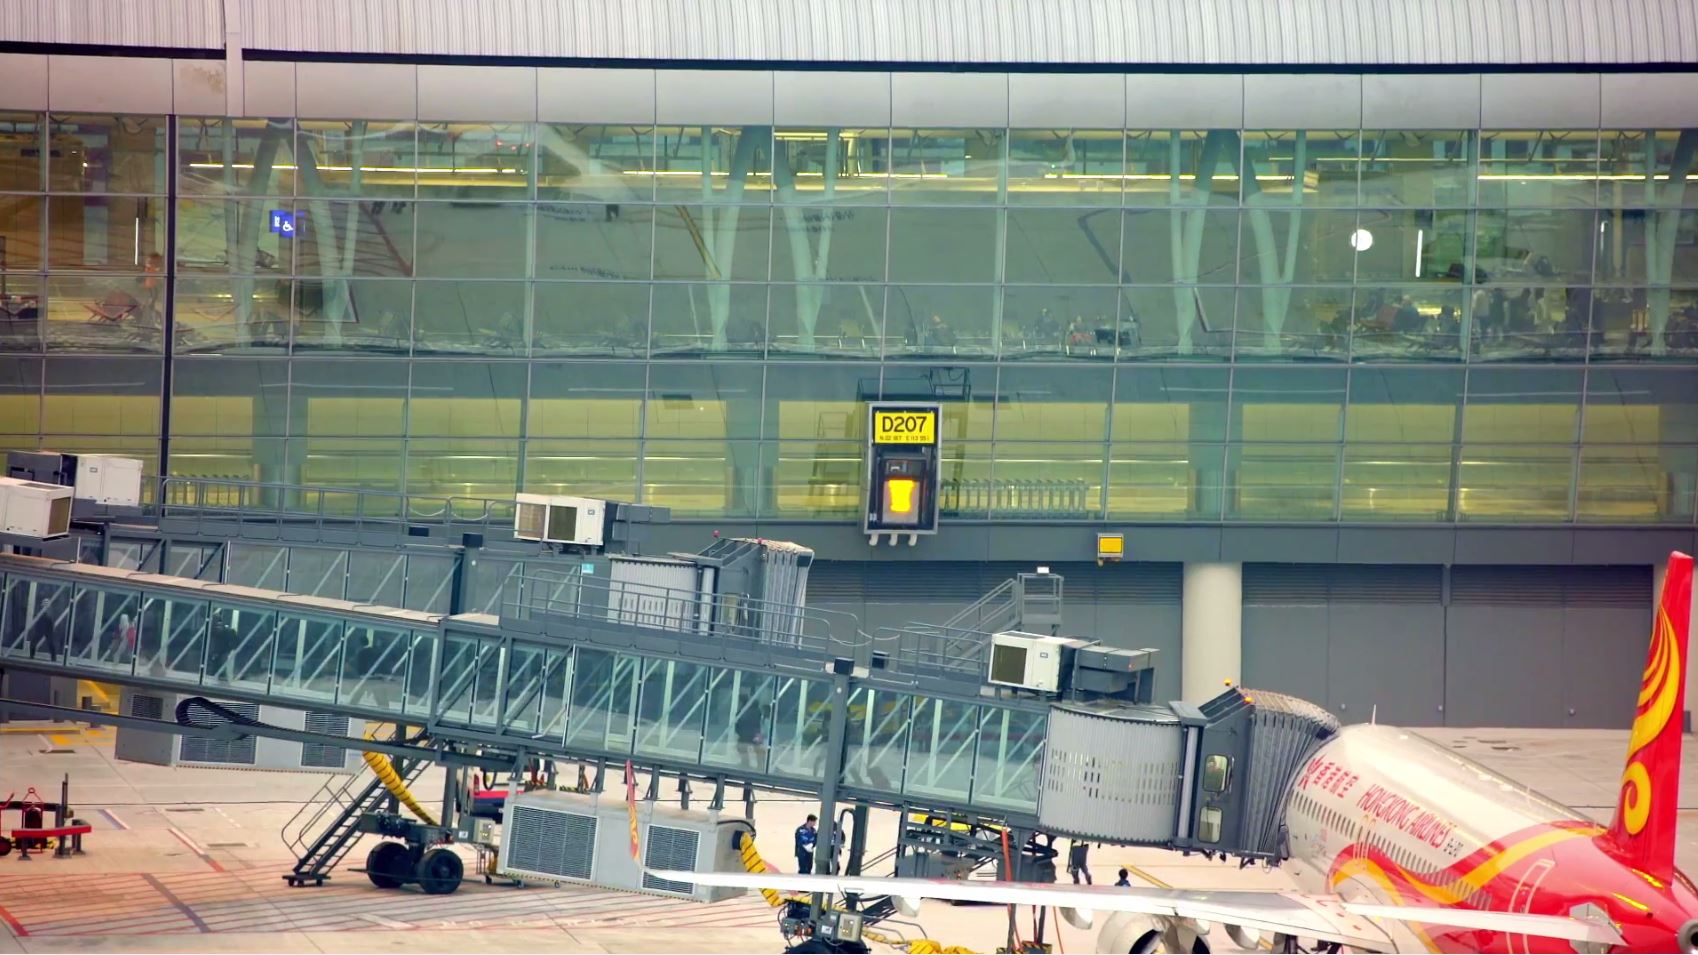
<box><xmin>1601</xmin><ymin>551</ymin><xmax>1693</xmax><ymax>881</ymax></box>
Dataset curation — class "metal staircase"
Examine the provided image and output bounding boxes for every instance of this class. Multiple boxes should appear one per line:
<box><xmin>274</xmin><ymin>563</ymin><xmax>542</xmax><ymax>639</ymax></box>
<box><xmin>282</xmin><ymin>756</ymin><xmax>430</xmax><ymax>887</ymax></box>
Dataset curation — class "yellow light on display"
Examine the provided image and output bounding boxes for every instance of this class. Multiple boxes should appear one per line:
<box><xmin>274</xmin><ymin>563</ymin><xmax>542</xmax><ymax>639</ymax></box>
<box><xmin>885</xmin><ymin>477</ymin><xmax>918</xmax><ymax>515</ymax></box>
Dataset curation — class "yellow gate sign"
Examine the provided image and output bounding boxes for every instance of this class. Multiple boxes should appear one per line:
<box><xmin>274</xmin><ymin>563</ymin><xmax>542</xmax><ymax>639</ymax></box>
<box><xmin>872</xmin><ymin>409</ymin><xmax>937</xmax><ymax>445</ymax></box>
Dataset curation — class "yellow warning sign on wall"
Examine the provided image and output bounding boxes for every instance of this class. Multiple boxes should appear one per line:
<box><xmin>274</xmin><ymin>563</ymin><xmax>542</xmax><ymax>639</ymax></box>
<box><xmin>872</xmin><ymin>409</ymin><xmax>937</xmax><ymax>445</ymax></box>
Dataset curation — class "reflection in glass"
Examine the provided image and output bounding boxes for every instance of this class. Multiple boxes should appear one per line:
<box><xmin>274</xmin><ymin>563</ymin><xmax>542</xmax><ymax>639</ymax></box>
<box><xmin>42</xmin><ymin>356</ymin><xmax>162</xmax><ymax>435</ymax></box>
<box><xmin>702</xmin><ymin>669</ymin><xmax>775</xmax><ymax>772</ymax></box>
<box><xmin>765</xmin><ymin>440</ymin><xmax>863</xmax><ymax>518</ymax></box>
<box><xmin>643</xmin><ymin>439</ymin><xmax>758</xmax><ymax>517</ymax></box>
<box><xmin>0</xmin><ymin>195</ymin><xmax>42</xmax><ymax>269</ymax></box>
<box><xmin>1</xmin><ymin>578</ymin><xmax>69</xmax><ymax>662</ymax></box>
<box><xmin>566</xmin><ymin>648</ymin><xmax>639</xmax><ymax>753</ymax></box>
<box><xmin>1242</xmin><ymin>130</ymin><xmax>1360</xmax><ymax>205</ymax></box>
<box><xmin>844</xmin><ymin>689</ymin><xmax>910</xmax><ymax>790</ymax></box>
<box><xmin>1479</xmin><ymin>131</ymin><xmax>1600</xmax><ymax>206</ymax></box>
<box><xmin>536</xmin><ymin>203</ymin><xmax>654</xmax><ymax>281</ymax></box>
<box><xmin>412</xmin><ymin>280</ymin><xmax>526</xmax><ymax>355</ymax></box>
<box><xmin>53</xmin><ymin>114</ymin><xmax>169</xmax><ymax>194</ymax></box>
<box><xmin>0</xmin><ymin>274</ymin><xmax>44</xmax><ymax>354</ymax></box>
<box><xmin>176</xmin><ymin>118</ymin><xmax>294</xmax><ymax>196</ymax></box>
<box><xmin>48</xmin><ymin>195</ymin><xmax>165</xmax><ymax>271</ymax></box>
<box><xmin>653</xmin><ymin>205</ymin><xmax>772</xmax><ymax>282</ymax></box>
<box><xmin>68</xmin><ymin>586</ymin><xmax>140</xmax><ymax>674</ymax></box>
<box><xmin>298</xmin><ymin>120</ymin><xmax>418</xmax><ymax>197</ymax></box>
<box><xmin>650</xmin><ymin>283</ymin><xmax>768</xmax><ymax>356</ymax></box>
<box><xmin>416</xmin><ymin>123</ymin><xmax>534</xmax><ymax>199</ymax></box>
<box><xmin>1457</xmin><ymin>444</ymin><xmax>1576</xmax><ymax>521</ymax></box>
<box><xmin>538</xmin><ymin>124</ymin><xmax>654</xmax><ymax>201</ymax></box>
<box><xmin>884</xmin><ymin>285</ymin><xmax>998</xmax><ymax>358</ymax></box>
<box><xmin>1000</xmin><ymin>286</ymin><xmax>1120</xmax><ymax>358</ymax></box>
<box><xmin>767</xmin><ymin>284</ymin><xmax>884</xmax><ymax>358</ymax></box>
<box><xmin>1577</xmin><ymin>445</ymin><xmax>1698</xmax><ymax>523</ymax></box>
<box><xmin>294</xmin><ymin>200</ymin><xmax>414</xmax><ymax>277</ymax></box>
<box><xmin>405</xmin><ymin>437</ymin><xmax>520</xmax><ymax>501</ymax></box>
<box><xmin>524</xmin><ymin>439</ymin><xmax>640</xmax><ymax>501</ymax></box>
<box><xmin>1340</xmin><ymin>443</ymin><xmax>1453</xmax><ymax>521</ymax></box>
<box><xmin>1119</xmin><ymin>286</ymin><xmax>1237</xmax><ymax>359</ymax></box>
<box><xmin>1360</xmin><ymin>130</ymin><xmax>1476</xmax><ymax>207</ymax></box>
<box><xmin>416</xmin><ymin>203</ymin><xmax>531</xmax><ymax>278</ymax></box>
<box><xmin>903</xmin><ymin>698</ymin><xmax>978</xmax><ymax>800</ymax></box>
<box><xmin>533</xmin><ymin>282</ymin><xmax>650</xmax><ymax>355</ymax></box>
<box><xmin>770</xmin><ymin>205</ymin><xmax>888</xmax><ymax>283</ymax></box>
<box><xmin>292</xmin><ymin>279</ymin><xmax>413</xmax><ymax>352</ymax></box>
<box><xmin>635</xmin><ymin>659</ymin><xmax>709</xmax><ymax>761</ymax></box>
<box><xmin>1461</xmin><ymin>368</ymin><xmax>1583</xmax><ymax>443</ymax></box>
<box><xmin>1227</xmin><ymin>443</ymin><xmax>1340</xmax><ymax>520</ymax></box>
<box><xmin>653</xmin><ymin>126</ymin><xmax>772</xmax><ymax>202</ymax></box>
<box><xmin>769</xmin><ymin>676</ymin><xmax>830</xmax><ymax>780</ymax></box>
<box><xmin>175</xmin><ymin>198</ymin><xmax>292</xmax><ymax>274</ymax></box>
<box><xmin>1235</xmin><ymin>286</ymin><xmax>1352</xmax><ymax>359</ymax></box>
<box><xmin>774</xmin><ymin>128</ymin><xmax>889</xmax><ymax>204</ymax></box>
<box><xmin>1599</xmin><ymin>130</ymin><xmax>1698</xmax><ymax>207</ymax></box>
<box><xmin>882</xmin><ymin>128</ymin><xmax>1005</xmax><ymax>205</ymax></box>
<box><xmin>972</xmin><ymin>707</ymin><xmax>1044</xmax><ymax>812</ymax></box>
<box><xmin>1351</xmin><ymin>209</ymin><xmax>1470</xmax><ymax>285</ymax></box>
<box><xmin>1007</xmin><ymin>129</ymin><xmax>1124</xmax><ymax>204</ymax></box>
<box><xmin>1475</xmin><ymin>208</ymin><xmax>1596</xmax><ymax>285</ymax></box>
<box><xmin>1121</xmin><ymin>208</ymin><xmax>1239</xmax><ymax>284</ymax></box>
<box><xmin>0</xmin><ymin>111</ymin><xmax>43</xmax><ymax>190</ymax></box>
<box><xmin>207</xmin><ymin>606</ymin><xmax>277</xmax><ymax>692</ymax></box>
<box><xmin>1347</xmin><ymin>284</ymin><xmax>1466</xmax><ymax>361</ymax></box>
<box><xmin>1123</xmin><ymin>130</ymin><xmax>1243</xmax><ymax>206</ymax></box>
<box><xmin>1005</xmin><ymin>208</ymin><xmax>1122</xmax><ymax>284</ymax></box>
<box><xmin>888</xmin><ymin>207</ymin><xmax>1001</xmax><ymax>283</ymax></box>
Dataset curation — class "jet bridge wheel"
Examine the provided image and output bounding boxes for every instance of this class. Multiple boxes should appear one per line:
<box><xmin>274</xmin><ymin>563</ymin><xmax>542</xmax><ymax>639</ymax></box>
<box><xmin>416</xmin><ymin>846</ymin><xmax>464</xmax><ymax>895</ymax></box>
<box><xmin>365</xmin><ymin>840</ymin><xmax>412</xmax><ymax>889</ymax></box>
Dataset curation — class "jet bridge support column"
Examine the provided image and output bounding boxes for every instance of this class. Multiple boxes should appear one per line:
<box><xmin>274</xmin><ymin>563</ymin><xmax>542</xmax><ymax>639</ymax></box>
<box><xmin>1182</xmin><ymin>562</ymin><xmax>1242</xmax><ymax>703</ymax></box>
<box><xmin>810</xmin><ymin>658</ymin><xmax>854</xmax><ymax>921</ymax></box>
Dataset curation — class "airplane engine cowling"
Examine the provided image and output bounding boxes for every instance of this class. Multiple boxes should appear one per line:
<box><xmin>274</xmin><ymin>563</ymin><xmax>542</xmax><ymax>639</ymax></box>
<box><xmin>1097</xmin><ymin>913</ymin><xmax>1210</xmax><ymax>954</ymax></box>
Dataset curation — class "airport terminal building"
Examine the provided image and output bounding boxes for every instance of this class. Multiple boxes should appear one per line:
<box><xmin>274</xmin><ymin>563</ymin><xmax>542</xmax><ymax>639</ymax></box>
<box><xmin>1</xmin><ymin>0</ymin><xmax>1695</xmax><ymax>727</ymax></box>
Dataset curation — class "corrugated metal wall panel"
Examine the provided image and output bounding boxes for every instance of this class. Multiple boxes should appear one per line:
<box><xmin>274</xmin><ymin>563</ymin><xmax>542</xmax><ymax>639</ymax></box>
<box><xmin>12</xmin><ymin>0</ymin><xmax>1698</xmax><ymax>65</ymax></box>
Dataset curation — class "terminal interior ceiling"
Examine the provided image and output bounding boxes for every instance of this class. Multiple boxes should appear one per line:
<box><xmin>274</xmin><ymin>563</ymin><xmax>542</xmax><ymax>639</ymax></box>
<box><xmin>0</xmin><ymin>115</ymin><xmax>1694</xmax><ymax>525</ymax></box>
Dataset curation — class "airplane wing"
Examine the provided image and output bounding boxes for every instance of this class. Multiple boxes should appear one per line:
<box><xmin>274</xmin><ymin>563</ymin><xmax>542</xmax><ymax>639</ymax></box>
<box><xmin>652</xmin><ymin>870</ymin><xmax>1624</xmax><ymax>950</ymax></box>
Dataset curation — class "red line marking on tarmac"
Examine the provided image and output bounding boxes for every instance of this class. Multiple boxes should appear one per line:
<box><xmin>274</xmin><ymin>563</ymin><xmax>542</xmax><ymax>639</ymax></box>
<box><xmin>168</xmin><ymin>827</ymin><xmax>225</xmax><ymax>872</ymax></box>
<box><xmin>0</xmin><ymin>900</ymin><xmax>29</xmax><ymax>937</ymax></box>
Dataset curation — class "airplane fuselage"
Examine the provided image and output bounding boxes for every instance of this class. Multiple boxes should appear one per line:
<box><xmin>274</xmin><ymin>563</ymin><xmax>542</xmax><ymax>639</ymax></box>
<box><xmin>1281</xmin><ymin>724</ymin><xmax>1698</xmax><ymax>952</ymax></box>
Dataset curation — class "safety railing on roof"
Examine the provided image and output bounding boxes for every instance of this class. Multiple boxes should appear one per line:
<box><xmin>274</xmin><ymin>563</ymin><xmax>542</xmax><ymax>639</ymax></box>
<box><xmin>133</xmin><ymin>476</ymin><xmax>519</xmax><ymax>536</ymax></box>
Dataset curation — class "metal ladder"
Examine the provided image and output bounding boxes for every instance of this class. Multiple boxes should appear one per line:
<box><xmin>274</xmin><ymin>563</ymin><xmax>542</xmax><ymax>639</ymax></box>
<box><xmin>281</xmin><ymin>757</ymin><xmax>431</xmax><ymax>887</ymax></box>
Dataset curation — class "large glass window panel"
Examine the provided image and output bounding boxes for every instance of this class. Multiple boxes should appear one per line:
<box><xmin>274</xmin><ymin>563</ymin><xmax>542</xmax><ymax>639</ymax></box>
<box><xmin>1360</xmin><ymin>130</ymin><xmax>1477</xmax><ymax>208</ymax></box>
<box><xmin>972</xmin><ymin>708</ymin><xmax>1045</xmax><ymax>812</ymax></box>
<box><xmin>1000</xmin><ymin>286</ymin><xmax>1121</xmax><ymax>359</ymax></box>
<box><xmin>566</xmin><ymin>648</ymin><xmax>640</xmax><ymax>753</ymax></box>
<box><xmin>1123</xmin><ymin>130</ymin><xmax>1243</xmax><ymax>207</ymax></box>
<box><xmin>48</xmin><ymin>195</ymin><xmax>164</xmax><ymax>271</ymax></box>
<box><xmin>139</xmin><ymin>596</ymin><xmax>207</xmax><ymax>680</ymax></box>
<box><xmin>1</xmin><ymin>577</ymin><xmax>70</xmax><ymax>663</ymax></box>
<box><xmin>1119</xmin><ymin>286</ymin><xmax>1238</xmax><ymax>359</ymax></box>
<box><xmin>1107</xmin><ymin>442</ymin><xmax>1214</xmax><ymax>519</ymax></box>
<box><xmin>903</xmin><ymin>698</ymin><xmax>978</xmax><ymax>801</ymax></box>
<box><xmin>0</xmin><ymin>357</ymin><xmax>42</xmax><ymax>434</ymax></box>
<box><xmin>1583</xmin><ymin>368</ymin><xmax>1698</xmax><ymax>444</ymax></box>
<box><xmin>1457</xmin><ymin>445</ymin><xmax>1576</xmax><ymax>521</ymax></box>
<box><xmin>1353</xmin><ymin>209</ymin><xmax>1471</xmax><ymax>285</ymax></box>
<box><xmin>499</xmin><ymin>643</ymin><xmax>545</xmax><ymax>733</ymax></box>
<box><xmin>0</xmin><ymin>195</ymin><xmax>43</xmax><ymax>269</ymax></box>
<box><xmin>989</xmin><ymin>442</ymin><xmax>1105</xmax><ymax>519</ymax></box>
<box><xmin>290</xmin><ymin>359</ymin><xmax>408</xmax><ymax>435</ymax></box>
<box><xmin>537</xmin><ymin>648</ymin><xmax>570</xmax><ymax>740</ymax></box>
<box><xmin>1007</xmin><ymin>129</ymin><xmax>1125</xmax><ymax>205</ymax></box>
<box><xmin>535</xmin><ymin>203</ymin><xmax>655</xmax><ymax>281</ymax></box>
<box><xmin>1347</xmin><ymin>284</ymin><xmax>1467</xmax><ymax>362</ymax></box>
<box><xmin>415</xmin><ymin>203</ymin><xmax>531</xmax><ymax>278</ymax></box>
<box><xmin>405</xmin><ymin>437</ymin><xmax>520</xmax><ymax>501</ymax></box>
<box><xmin>294</xmin><ymin>200</ymin><xmax>414</xmax><ymax>278</ymax></box>
<box><xmin>774</xmin><ymin>127</ymin><xmax>889</xmax><ymax>204</ymax></box>
<box><xmin>1121</xmin><ymin>208</ymin><xmax>1239</xmax><ymax>285</ymax></box>
<box><xmin>176</xmin><ymin>118</ymin><xmax>292</xmax><ymax>196</ymax></box>
<box><xmin>1232</xmin><ymin>367</ymin><xmax>1346</xmax><ymax>443</ymax></box>
<box><xmin>0</xmin><ymin>111</ymin><xmax>43</xmax><ymax>191</ymax></box>
<box><xmin>642</xmin><ymin>362</ymin><xmax>763</xmax><ymax>439</ymax></box>
<box><xmin>292</xmin><ymin>278</ymin><xmax>413</xmax><ymax>353</ymax></box>
<box><xmin>412</xmin><ymin>280</ymin><xmax>526</xmax><ymax>354</ymax></box>
<box><xmin>764</xmin><ymin>439</ymin><xmax>863</xmax><ymax>519</ymax></box>
<box><xmin>702</xmin><ymin>669</ymin><xmax>775</xmax><ymax>772</ymax></box>
<box><xmin>995</xmin><ymin>366</ymin><xmax>1111</xmax><ymax>442</ymax></box>
<box><xmin>643</xmin><ymin>439</ymin><xmax>760</xmax><ymax>517</ymax></box>
<box><xmin>205</xmin><ymin>605</ymin><xmax>276</xmax><ymax>693</ymax></box>
<box><xmin>884</xmin><ymin>285</ymin><xmax>998</xmax><ymax>358</ymax></box>
<box><xmin>844</xmin><ymin>689</ymin><xmax>910</xmax><ymax>790</ymax></box>
<box><xmin>877</xmin><ymin>365</ymin><xmax>995</xmax><ymax>441</ymax></box>
<box><xmin>1469</xmin><ymin>285</ymin><xmax>1589</xmax><ymax>362</ymax></box>
<box><xmin>1234</xmin><ymin>286</ymin><xmax>1353</xmax><ymax>360</ymax></box>
<box><xmin>533</xmin><ymin>281</ymin><xmax>650</xmax><ymax>355</ymax></box>
<box><xmin>297</xmin><ymin>120</ymin><xmax>417</xmax><ymax>197</ymax></box>
<box><xmin>767</xmin><ymin>284</ymin><xmax>884</xmax><ymax>358</ymax></box>
<box><xmin>1113</xmin><ymin>367</ymin><xmax>1230</xmax><ymax>442</ymax></box>
<box><xmin>1599</xmin><ymin>130</ymin><xmax>1698</xmax><ymax>207</ymax></box>
<box><xmin>408</xmin><ymin>360</ymin><xmax>524</xmax><ymax>438</ymax></box>
<box><xmin>1227</xmin><ymin>443</ymin><xmax>1341</xmax><ymax>520</ymax></box>
<box><xmin>169</xmin><ymin>436</ymin><xmax>281</xmax><ymax>484</ymax></box>
<box><xmin>435</xmin><ymin>634</ymin><xmax>478</xmax><ymax>723</ymax></box>
<box><xmin>173</xmin><ymin>278</ymin><xmax>290</xmax><ymax>354</ymax></box>
<box><xmin>888</xmin><ymin>207</ymin><xmax>1000</xmax><ymax>283</ymax></box>
<box><xmin>650</xmin><ymin>283</ymin><xmax>768</xmax><ymax>356</ymax></box>
<box><xmin>763</xmin><ymin>363</ymin><xmax>866</xmax><ymax>441</ymax></box>
<box><xmin>1475</xmin><ymin>208</ymin><xmax>1597</xmax><ymax>286</ymax></box>
<box><xmin>1005</xmin><ymin>208</ymin><xmax>1122</xmax><ymax>284</ymax></box>
<box><xmin>1577</xmin><ymin>445</ymin><xmax>1698</xmax><ymax>524</ymax></box>
<box><xmin>524</xmin><ymin>439</ymin><xmax>639</xmax><ymax>501</ymax></box>
<box><xmin>52</xmin><ymin>114</ymin><xmax>168</xmax><ymax>194</ymax></box>
<box><xmin>1479</xmin><ymin>131</ymin><xmax>1601</xmax><ymax>207</ymax></box>
<box><xmin>769</xmin><ymin>676</ymin><xmax>831</xmax><ymax>780</ymax></box>
<box><xmin>175</xmin><ymin>198</ymin><xmax>292</xmax><ymax>274</ymax></box>
<box><xmin>68</xmin><ymin>586</ymin><xmax>140</xmax><ymax>674</ymax></box>
<box><xmin>527</xmin><ymin>361</ymin><xmax>645</xmax><ymax>438</ymax></box>
<box><xmin>171</xmin><ymin>358</ymin><xmax>288</xmax><ymax>435</ymax></box>
<box><xmin>1462</xmin><ymin>368</ymin><xmax>1583</xmax><ymax>443</ymax></box>
<box><xmin>0</xmin><ymin>276</ymin><xmax>44</xmax><ymax>355</ymax></box>
<box><xmin>882</xmin><ymin>128</ymin><xmax>1005</xmax><ymax>205</ymax></box>
<box><xmin>469</xmin><ymin>636</ymin><xmax>502</xmax><ymax>728</ymax></box>
<box><xmin>43</xmin><ymin>357</ymin><xmax>161</xmax><ymax>434</ymax></box>
<box><xmin>538</xmin><ymin>124</ymin><xmax>655</xmax><ymax>202</ymax></box>
<box><xmin>1596</xmin><ymin>208</ymin><xmax>1698</xmax><ymax>288</ymax></box>
<box><xmin>1339</xmin><ymin>443</ymin><xmax>1454</xmax><ymax>521</ymax></box>
<box><xmin>935</xmin><ymin>441</ymin><xmax>997</xmax><ymax>519</ymax></box>
<box><xmin>292</xmin><ymin>436</ymin><xmax>404</xmax><ymax>496</ymax></box>
<box><xmin>1242</xmin><ymin>130</ymin><xmax>1360</xmax><ymax>206</ymax></box>
<box><xmin>769</xmin><ymin>205</ymin><xmax>888</xmax><ymax>283</ymax></box>
<box><xmin>41</xmin><ymin>274</ymin><xmax>164</xmax><ymax>353</ymax></box>
<box><xmin>653</xmin><ymin>126</ymin><xmax>773</xmax><ymax>202</ymax></box>
<box><xmin>1236</xmin><ymin>209</ymin><xmax>1359</xmax><ymax>284</ymax></box>
<box><xmin>416</xmin><ymin>123</ymin><xmax>534</xmax><ymax>199</ymax></box>
<box><xmin>1346</xmin><ymin>367</ymin><xmax>1463</xmax><ymax>443</ymax></box>
<box><xmin>635</xmin><ymin>658</ymin><xmax>709</xmax><ymax>762</ymax></box>
<box><xmin>652</xmin><ymin>205</ymin><xmax>772</xmax><ymax>282</ymax></box>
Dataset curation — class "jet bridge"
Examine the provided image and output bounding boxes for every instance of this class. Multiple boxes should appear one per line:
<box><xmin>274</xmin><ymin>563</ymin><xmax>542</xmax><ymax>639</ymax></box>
<box><xmin>1035</xmin><ymin>686</ymin><xmax>1339</xmax><ymax>864</ymax></box>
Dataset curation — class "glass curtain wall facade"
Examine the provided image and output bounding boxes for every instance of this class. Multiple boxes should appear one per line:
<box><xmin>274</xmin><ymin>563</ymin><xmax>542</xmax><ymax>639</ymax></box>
<box><xmin>0</xmin><ymin>111</ymin><xmax>1695</xmax><ymax>524</ymax></box>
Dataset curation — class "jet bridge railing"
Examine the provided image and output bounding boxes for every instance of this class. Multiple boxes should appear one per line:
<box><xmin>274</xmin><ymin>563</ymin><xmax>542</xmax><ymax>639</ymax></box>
<box><xmin>0</xmin><ymin>555</ymin><xmax>1047</xmax><ymax>822</ymax></box>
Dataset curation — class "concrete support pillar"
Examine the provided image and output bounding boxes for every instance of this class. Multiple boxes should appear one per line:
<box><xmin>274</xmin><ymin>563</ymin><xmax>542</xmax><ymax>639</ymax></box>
<box><xmin>1182</xmin><ymin>562</ymin><xmax>1243</xmax><ymax>703</ymax></box>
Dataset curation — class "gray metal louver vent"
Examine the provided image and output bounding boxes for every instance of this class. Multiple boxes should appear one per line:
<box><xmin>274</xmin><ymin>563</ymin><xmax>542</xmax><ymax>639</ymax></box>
<box><xmin>1092</xmin><ymin>563</ymin><xmax>1183</xmax><ymax>602</ymax></box>
<box><xmin>179</xmin><ymin>702</ymin><xmax>259</xmax><ymax>765</ymax></box>
<box><xmin>129</xmin><ymin>694</ymin><xmax>164</xmax><ymax>720</ymax></box>
<box><xmin>300</xmin><ymin>713</ymin><xmax>350</xmax><ymax>768</ymax></box>
<box><xmin>640</xmin><ymin>825</ymin><xmax>700</xmax><ymax>895</ymax></box>
<box><xmin>1563</xmin><ymin>566</ymin><xmax>1652</xmax><ymax>609</ymax></box>
<box><xmin>505</xmin><ymin>805</ymin><xmax>596</xmax><ymax>880</ymax></box>
<box><xmin>1328</xmin><ymin>565</ymin><xmax>1442</xmax><ymax>604</ymax></box>
<box><xmin>1243</xmin><ymin>565</ymin><xmax>1332</xmax><ymax>604</ymax></box>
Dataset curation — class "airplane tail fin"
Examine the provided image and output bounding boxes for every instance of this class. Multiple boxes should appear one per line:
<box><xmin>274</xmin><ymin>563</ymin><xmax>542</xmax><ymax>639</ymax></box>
<box><xmin>1601</xmin><ymin>551</ymin><xmax>1692</xmax><ymax>881</ymax></box>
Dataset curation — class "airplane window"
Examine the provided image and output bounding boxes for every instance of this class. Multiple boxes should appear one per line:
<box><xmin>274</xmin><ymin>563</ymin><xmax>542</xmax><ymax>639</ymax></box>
<box><xmin>1199</xmin><ymin>806</ymin><xmax>1223</xmax><ymax>843</ymax></box>
<box><xmin>1202</xmin><ymin>755</ymin><xmax>1231</xmax><ymax>793</ymax></box>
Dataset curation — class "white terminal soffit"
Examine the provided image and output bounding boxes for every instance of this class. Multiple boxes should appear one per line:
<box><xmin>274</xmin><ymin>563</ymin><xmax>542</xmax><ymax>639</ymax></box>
<box><xmin>3</xmin><ymin>0</ymin><xmax>1698</xmax><ymax>65</ymax></box>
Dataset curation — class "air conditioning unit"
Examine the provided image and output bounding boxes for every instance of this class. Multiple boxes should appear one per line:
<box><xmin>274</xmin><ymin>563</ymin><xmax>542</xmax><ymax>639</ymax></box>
<box><xmin>0</xmin><ymin>476</ymin><xmax>73</xmax><ymax>539</ymax></box>
<box><xmin>988</xmin><ymin>631</ymin><xmax>1074</xmax><ymax>693</ymax></box>
<box><xmin>73</xmin><ymin>454</ymin><xmax>143</xmax><ymax>506</ymax></box>
<box><xmin>514</xmin><ymin>493</ymin><xmax>606</xmax><ymax>547</ymax></box>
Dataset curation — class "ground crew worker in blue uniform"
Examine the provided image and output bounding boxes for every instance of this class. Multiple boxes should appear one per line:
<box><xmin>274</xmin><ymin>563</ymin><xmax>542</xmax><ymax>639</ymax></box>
<box><xmin>795</xmin><ymin>814</ymin><xmax>818</xmax><ymax>873</ymax></box>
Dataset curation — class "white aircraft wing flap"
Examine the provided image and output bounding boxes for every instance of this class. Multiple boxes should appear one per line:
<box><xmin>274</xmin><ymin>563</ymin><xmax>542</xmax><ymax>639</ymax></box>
<box><xmin>655</xmin><ymin>870</ymin><xmax>1625</xmax><ymax>949</ymax></box>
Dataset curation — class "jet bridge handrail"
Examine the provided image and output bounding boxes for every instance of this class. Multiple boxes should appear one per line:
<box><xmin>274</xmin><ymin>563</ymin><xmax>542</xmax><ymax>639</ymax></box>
<box><xmin>107</xmin><ymin>475</ymin><xmax>520</xmax><ymax>535</ymax></box>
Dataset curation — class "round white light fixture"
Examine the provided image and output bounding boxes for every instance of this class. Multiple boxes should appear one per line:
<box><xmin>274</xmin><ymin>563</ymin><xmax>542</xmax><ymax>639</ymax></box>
<box><xmin>1349</xmin><ymin>228</ymin><xmax>1374</xmax><ymax>252</ymax></box>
